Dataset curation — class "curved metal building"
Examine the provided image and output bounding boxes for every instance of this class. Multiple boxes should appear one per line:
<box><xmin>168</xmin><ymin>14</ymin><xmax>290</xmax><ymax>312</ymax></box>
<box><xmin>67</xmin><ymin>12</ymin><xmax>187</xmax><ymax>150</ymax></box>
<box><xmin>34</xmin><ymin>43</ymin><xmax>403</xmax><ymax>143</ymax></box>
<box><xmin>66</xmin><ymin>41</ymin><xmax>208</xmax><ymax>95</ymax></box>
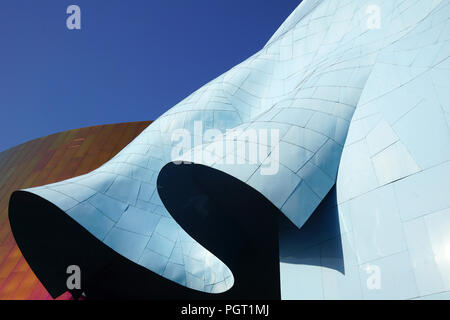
<box><xmin>0</xmin><ymin>122</ymin><xmax>151</xmax><ymax>299</ymax></box>
<box><xmin>4</xmin><ymin>0</ymin><xmax>450</xmax><ymax>299</ymax></box>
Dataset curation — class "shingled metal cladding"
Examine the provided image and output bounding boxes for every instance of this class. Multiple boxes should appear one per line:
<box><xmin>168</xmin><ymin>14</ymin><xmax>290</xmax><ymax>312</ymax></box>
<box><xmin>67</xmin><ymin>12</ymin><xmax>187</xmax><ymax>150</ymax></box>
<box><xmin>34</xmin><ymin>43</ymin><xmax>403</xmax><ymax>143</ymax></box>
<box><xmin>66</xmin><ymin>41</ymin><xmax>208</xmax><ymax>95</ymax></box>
<box><xmin>0</xmin><ymin>122</ymin><xmax>150</xmax><ymax>299</ymax></box>
<box><xmin>7</xmin><ymin>0</ymin><xmax>450</xmax><ymax>299</ymax></box>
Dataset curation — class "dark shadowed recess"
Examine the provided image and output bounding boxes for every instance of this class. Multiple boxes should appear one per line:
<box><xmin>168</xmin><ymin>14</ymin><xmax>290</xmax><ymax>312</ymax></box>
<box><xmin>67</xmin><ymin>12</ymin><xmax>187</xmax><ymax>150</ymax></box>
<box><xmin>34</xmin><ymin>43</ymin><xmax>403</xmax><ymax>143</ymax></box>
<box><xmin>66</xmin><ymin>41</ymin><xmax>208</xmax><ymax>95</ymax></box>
<box><xmin>278</xmin><ymin>187</ymin><xmax>345</xmax><ymax>275</ymax></box>
<box><xmin>157</xmin><ymin>162</ymin><xmax>281</xmax><ymax>300</ymax></box>
<box><xmin>9</xmin><ymin>191</ymin><xmax>213</xmax><ymax>299</ymax></box>
<box><xmin>9</xmin><ymin>161</ymin><xmax>282</xmax><ymax>299</ymax></box>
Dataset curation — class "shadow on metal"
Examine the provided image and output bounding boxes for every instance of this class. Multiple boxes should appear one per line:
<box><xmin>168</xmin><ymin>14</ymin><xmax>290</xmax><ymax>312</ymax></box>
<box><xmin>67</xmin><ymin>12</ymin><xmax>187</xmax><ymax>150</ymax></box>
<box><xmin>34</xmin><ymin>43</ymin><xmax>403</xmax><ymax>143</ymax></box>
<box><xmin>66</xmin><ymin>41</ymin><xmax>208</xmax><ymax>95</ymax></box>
<box><xmin>278</xmin><ymin>187</ymin><xmax>345</xmax><ymax>274</ymax></box>
<box><xmin>157</xmin><ymin>162</ymin><xmax>281</xmax><ymax>300</ymax></box>
<box><xmin>9</xmin><ymin>161</ymin><xmax>282</xmax><ymax>299</ymax></box>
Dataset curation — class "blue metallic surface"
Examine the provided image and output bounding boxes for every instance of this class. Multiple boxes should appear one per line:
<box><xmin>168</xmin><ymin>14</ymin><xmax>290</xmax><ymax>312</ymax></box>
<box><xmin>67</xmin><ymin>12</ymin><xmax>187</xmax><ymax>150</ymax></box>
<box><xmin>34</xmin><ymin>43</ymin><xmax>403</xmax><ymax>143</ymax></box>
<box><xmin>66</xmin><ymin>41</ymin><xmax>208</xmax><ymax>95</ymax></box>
<box><xmin>21</xmin><ymin>0</ymin><xmax>450</xmax><ymax>299</ymax></box>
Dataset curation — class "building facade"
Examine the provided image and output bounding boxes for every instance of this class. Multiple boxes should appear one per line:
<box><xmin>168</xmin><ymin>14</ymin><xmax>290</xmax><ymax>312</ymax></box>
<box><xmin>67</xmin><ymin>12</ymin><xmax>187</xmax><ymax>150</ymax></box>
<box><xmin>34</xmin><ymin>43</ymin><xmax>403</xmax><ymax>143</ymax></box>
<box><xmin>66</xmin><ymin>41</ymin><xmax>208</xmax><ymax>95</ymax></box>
<box><xmin>4</xmin><ymin>0</ymin><xmax>450</xmax><ymax>299</ymax></box>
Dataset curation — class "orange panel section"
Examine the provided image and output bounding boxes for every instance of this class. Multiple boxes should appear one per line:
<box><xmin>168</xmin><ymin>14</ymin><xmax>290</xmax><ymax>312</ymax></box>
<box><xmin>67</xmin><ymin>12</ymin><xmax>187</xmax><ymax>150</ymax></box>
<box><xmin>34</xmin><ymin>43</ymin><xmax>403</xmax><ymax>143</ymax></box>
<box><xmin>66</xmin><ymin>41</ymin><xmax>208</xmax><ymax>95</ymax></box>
<box><xmin>0</xmin><ymin>121</ymin><xmax>151</xmax><ymax>300</ymax></box>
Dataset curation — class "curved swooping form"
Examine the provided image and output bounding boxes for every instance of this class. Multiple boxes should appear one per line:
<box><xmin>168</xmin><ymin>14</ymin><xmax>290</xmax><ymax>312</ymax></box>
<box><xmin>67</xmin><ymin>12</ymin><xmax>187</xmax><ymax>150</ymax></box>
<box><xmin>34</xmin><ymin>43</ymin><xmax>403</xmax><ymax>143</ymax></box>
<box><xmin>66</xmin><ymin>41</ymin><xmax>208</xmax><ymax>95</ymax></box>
<box><xmin>8</xmin><ymin>0</ymin><xmax>450</xmax><ymax>299</ymax></box>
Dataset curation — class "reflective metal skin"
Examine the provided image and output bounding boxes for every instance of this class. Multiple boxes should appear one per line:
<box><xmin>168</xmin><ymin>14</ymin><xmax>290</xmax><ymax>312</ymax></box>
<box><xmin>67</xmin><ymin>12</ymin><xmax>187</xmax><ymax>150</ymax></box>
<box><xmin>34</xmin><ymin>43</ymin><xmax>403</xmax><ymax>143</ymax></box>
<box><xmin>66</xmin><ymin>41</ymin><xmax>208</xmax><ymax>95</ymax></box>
<box><xmin>8</xmin><ymin>0</ymin><xmax>450</xmax><ymax>299</ymax></box>
<box><xmin>0</xmin><ymin>122</ymin><xmax>151</xmax><ymax>299</ymax></box>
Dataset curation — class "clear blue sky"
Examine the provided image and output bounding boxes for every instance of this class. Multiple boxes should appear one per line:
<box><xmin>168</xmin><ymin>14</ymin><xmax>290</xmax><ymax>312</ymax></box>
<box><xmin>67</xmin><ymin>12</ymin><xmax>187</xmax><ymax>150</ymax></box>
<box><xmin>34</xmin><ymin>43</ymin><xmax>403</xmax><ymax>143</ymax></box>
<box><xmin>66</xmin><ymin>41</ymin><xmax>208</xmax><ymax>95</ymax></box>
<box><xmin>0</xmin><ymin>0</ymin><xmax>301</xmax><ymax>152</ymax></box>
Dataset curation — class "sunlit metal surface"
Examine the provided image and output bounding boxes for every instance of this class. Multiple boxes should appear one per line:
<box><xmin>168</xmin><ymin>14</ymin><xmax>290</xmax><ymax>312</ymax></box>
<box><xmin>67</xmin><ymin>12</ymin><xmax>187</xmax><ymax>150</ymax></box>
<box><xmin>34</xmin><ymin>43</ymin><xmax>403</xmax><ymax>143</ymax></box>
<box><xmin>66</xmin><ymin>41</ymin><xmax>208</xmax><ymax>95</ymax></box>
<box><xmin>0</xmin><ymin>122</ymin><xmax>150</xmax><ymax>299</ymax></box>
<box><xmin>5</xmin><ymin>0</ymin><xmax>450</xmax><ymax>299</ymax></box>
